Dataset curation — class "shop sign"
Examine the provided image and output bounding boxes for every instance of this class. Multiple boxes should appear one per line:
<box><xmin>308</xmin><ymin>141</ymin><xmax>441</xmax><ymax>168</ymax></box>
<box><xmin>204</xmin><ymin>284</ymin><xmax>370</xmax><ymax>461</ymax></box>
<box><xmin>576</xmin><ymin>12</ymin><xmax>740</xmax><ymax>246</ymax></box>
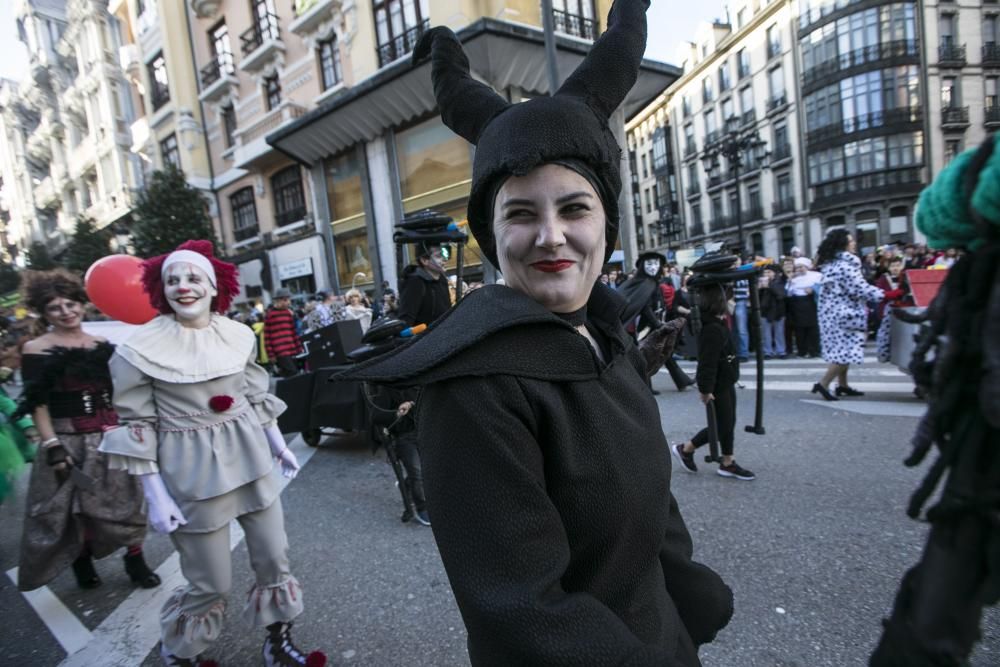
<box><xmin>278</xmin><ymin>258</ymin><xmax>313</xmax><ymax>280</ymax></box>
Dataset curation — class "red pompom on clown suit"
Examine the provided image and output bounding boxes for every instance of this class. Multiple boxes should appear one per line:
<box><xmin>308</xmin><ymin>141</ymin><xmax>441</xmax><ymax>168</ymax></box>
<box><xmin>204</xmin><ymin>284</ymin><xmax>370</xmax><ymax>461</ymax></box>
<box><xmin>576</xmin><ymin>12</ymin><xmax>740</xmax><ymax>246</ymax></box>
<box><xmin>99</xmin><ymin>241</ymin><xmax>325</xmax><ymax>667</ymax></box>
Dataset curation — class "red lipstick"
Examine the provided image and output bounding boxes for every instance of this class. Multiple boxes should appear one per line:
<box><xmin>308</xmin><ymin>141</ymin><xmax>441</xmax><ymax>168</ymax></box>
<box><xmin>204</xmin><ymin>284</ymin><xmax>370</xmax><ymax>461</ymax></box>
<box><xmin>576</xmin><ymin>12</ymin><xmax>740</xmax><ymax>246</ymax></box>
<box><xmin>531</xmin><ymin>260</ymin><xmax>575</xmax><ymax>273</ymax></box>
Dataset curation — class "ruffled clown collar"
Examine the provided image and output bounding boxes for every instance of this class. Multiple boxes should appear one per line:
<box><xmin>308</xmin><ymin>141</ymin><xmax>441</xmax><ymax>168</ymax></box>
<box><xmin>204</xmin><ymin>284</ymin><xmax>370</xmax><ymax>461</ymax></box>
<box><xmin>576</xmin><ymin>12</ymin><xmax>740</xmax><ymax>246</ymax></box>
<box><xmin>116</xmin><ymin>314</ymin><xmax>255</xmax><ymax>383</ymax></box>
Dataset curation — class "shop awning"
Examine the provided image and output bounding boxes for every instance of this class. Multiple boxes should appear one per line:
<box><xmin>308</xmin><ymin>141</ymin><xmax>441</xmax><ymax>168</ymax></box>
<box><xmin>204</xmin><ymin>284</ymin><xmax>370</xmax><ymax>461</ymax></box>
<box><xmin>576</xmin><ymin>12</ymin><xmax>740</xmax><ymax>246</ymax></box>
<box><xmin>267</xmin><ymin>18</ymin><xmax>680</xmax><ymax>167</ymax></box>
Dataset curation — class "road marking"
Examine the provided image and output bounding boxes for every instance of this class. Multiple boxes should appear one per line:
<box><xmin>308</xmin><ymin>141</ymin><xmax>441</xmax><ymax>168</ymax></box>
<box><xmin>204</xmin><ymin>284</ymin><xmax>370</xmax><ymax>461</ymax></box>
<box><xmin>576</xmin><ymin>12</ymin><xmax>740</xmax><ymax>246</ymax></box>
<box><xmin>731</xmin><ymin>380</ymin><xmax>913</xmax><ymax>393</ymax></box>
<box><xmin>4</xmin><ymin>568</ymin><xmax>94</xmax><ymax>656</ymax></box>
<box><xmin>58</xmin><ymin>434</ymin><xmax>317</xmax><ymax>667</ymax></box>
<box><xmin>667</xmin><ymin>366</ymin><xmax>908</xmax><ymax>378</ymax></box>
<box><xmin>801</xmin><ymin>399</ymin><xmax>926</xmax><ymax>418</ymax></box>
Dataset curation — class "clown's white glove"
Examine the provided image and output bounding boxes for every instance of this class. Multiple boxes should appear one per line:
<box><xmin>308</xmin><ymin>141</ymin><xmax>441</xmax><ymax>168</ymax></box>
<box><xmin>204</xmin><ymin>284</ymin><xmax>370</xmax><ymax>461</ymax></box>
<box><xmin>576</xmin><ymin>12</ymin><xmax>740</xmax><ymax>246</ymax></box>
<box><xmin>265</xmin><ymin>424</ymin><xmax>299</xmax><ymax>479</ymax></box>
<box><xmin>139</xmin><ymin>473</ymin><xmax>187</xmax><ymax>534</ymax></box>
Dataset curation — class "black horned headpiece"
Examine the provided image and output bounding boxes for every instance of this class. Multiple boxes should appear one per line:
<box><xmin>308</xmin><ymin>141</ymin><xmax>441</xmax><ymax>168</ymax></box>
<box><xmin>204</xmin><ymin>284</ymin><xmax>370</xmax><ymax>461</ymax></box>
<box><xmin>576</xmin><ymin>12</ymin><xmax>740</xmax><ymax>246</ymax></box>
<box><xmin>411</xmin><ymin>0</ymin><xmax>650</xmax><ymax>266</ymax></box>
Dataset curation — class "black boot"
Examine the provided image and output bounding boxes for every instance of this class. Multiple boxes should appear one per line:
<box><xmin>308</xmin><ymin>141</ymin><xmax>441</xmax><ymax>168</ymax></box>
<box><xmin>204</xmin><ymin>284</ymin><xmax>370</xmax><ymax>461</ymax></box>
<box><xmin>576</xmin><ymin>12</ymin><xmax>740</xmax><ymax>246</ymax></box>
<box><xmin>71</xmin><ymin>554</ymin><xmax>101</xmax><ymax>589</ymax></box>
<box><xmin>262</xmin><ymin>621</ymin><xmax>326</xmax><ymax>667</ymax></box>
<box><xmin>124</xmin><ymin>551</ymin><xmax>162</xmax><ymax>588</ymax></box>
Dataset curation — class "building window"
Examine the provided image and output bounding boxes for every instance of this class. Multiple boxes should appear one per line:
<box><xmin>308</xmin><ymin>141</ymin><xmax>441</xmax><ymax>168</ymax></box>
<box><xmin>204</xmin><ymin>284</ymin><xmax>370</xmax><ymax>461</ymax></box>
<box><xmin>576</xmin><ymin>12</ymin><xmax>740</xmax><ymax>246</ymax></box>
<box><xmin>748</xmin><ymin>183</ymin><xmax>761</xmax><ymax>215</ymax></box>
<box><xmin>941</xmin><ymin>77</ymin><xmax>958</xmax><ymax>108</ymax></box>
<box><xmin>682</xmin><ymin>95</ymin><xmax>692</xmax><ymax>117</ymax></box>
<box><xmin>985</xmin><ymin>15</ymin><xmax>998</xmax><ymax>47</ymax></box>
<box><xmin>222</xmin><ymin>104</ymin><xmax>237</xmax><ymax>148</ymax></box>
<box><xmin>719</xmin><ymin>63</ymin><xmax>731</xmax><ymax>92</ymax></box>
<box><xmin>645</xmin><ymin>188</ymin><xmax>653</xmax><ymax>213</ymax></box>
<box><xmin>374</xmin><ymin>0</ymin><xmax>430</xmax><ymax>67</ymax></box>
<box><xmin>737</xmin><ymin>48</ymin><xmax>750</xmax><ymax>78</ymax></box>
<box><xmin>702</xmin><ymin>76</ymin><xmax>713</xmax><ymax>104</ymax></box>
<box><xmin>736</xmin><ymin>8</ymin><xmax>747</xmax><ymax>29</ymax></box>
<box><xmin>652</xmin><ymin>127</ymin><xmax>668</xmax><ymax>172</ymax></box>
<box><xmin>318</xmin><ymin>35</ymin><xmax>342</xmax><ymax>90</ymax></box>
<box><xmin>704</xmin><ymin>110</ymin><xmax>717</xmax><ymax>136</ymax></box>
<box><xmin>939</xmin><ymin>13</ymin><xmax>956</xmax><ymax>46</ymax></box>
<box><xmin>751</xmin><ymin>232</ymin><xmax>764</xmax><ymax>256</ymax></box>
<box><xmin>711</xmin><ymin>196</ymin><xmax>723</xmax><ymax>222</ymax></box>
<box><xmin>740</xmin><ymin>86</ymin><xmax>753</xmax><ymax>116</ymax></box>
<box><xmin>944</xmin><ymin>139</ymin><xmax>962</xmax><ymax>162</ymax></box>
<box><xmin>887</xmin><ymin>132</ymin><xmax>923</xmax><ymax>167</ymax></box>
<box><xmin>230</xmin><ymin>187</ymin><xmax>259</xmax><ymax>242</ymax></box>
<box><xmin>272</xmin><ymin>165</ymin><xmax>306</xmax><ymax>227</ymax></box>
<box><xmin>395</xmin><ymin>116</ymin><xmax>472</xmax><ymax>201</ymax></box>
<box><xmin>780</xmin><ymin>225</ymin><xmax>795</xmax><ymax>255</ymax></box>
<box><xmin>209</xmin><ymin>21</ymin><xmax>234</xmax><ymax>75</ymax></box>
<box><xmin>551</xmin><ymin>0</ymin><xmax>598</xmax><ymax>40</ymax></box>
<box><xmin>767</xmin><ymin>24</ymin><xmax>781</xmax><ymax>59</ymax></box>
<box><xmin>684</xmin><ymin>124</ymin><xmax>696</xmax><ymax>154</ymax></box>
<box><xmin>264</xmin><ymin>74</ymin><xmax>281</xmax><ymax>110</ymax></box>
<box><xmin>721</xmin><ymin>97</ymin><xmax>735</xmax><ymax>123</ymax></box>
<box><xmin>768</xmin><ymin>66</ymin><xmax>785</xmax><ymax>102</ymax></box>
<box><xmin>773</xmin><ymin>123</ymin><xmax>789</xmax><ymax>158</ymax></box>
<box><xmin>641</xmin><ymin>152</ymin><xmax>649</xmax><ymax>179</ymax></box>
<box><xmin>148</xmin><ymin>52</ymin><xmax>169</xmax><ymax>110</ymax></box>
<box><xmin>160</xmin><ymin>133</ymin><xmax>180</xmax><ymax>168</ymax></box>
<box><xmin>775</xmin><ymin>172</ymin><xmax>792</xmax><ymax>203</ymax></box>
<box><xmin>986</xmin><ymin>76</ymin><xmax>998</xmax><ymax>110</ymax></box>
<box><xmin>691</xmin><ymin>201</ymin><xmax>702</xmax><ymax>227</ymax></box>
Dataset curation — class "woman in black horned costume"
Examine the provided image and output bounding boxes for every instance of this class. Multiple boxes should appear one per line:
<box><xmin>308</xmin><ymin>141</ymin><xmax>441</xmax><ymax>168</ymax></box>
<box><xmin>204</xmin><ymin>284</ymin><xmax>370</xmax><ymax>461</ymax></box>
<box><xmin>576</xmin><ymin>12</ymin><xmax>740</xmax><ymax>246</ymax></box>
<box><xmin>342</xmin><ymin>0</ymin><xmax>733</xmax><ymax>663</ymax></box>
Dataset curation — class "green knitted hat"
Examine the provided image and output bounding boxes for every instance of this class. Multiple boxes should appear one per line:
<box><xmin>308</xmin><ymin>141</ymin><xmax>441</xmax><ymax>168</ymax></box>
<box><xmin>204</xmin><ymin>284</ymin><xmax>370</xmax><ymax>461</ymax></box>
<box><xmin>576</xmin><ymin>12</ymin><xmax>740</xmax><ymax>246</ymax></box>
<box><xmin>916</xmin><ymin>134</ymin><xmax>1000</xmax><ymax>250</ymax></box>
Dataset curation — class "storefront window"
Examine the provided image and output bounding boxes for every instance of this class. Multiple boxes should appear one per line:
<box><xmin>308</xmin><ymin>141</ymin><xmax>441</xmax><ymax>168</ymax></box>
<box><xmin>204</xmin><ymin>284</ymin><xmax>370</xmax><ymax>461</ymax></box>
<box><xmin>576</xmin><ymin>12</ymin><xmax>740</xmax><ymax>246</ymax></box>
<box><xmin>395</xmin><ymin>117</ymin><xmax>471</xmax><ymax>206</ymax></box>
<box><xmin>326</xmin><ymin>148</ymin><xmax>371</xmax><ymax>288</ymax></box>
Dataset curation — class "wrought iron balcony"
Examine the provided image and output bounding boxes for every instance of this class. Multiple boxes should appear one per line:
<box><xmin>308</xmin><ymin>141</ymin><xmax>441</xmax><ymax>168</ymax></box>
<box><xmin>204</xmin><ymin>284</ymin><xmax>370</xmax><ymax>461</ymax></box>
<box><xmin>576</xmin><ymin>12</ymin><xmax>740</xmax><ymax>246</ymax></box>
<box><xmin>685</xmin><ymin>183</ymin><xmax>701</xmax><ymax>198</ymax></box>
<box><xmin>811</xmin><ymin>167</ymin><xmax>923</xmax><ymax>210</ymax></box>
<box><xmin>689</xmin><ymin>222</ymin><xmax>706</xmax><ymax>237</ymax></box>
<box><xmin>710</xmin><ymin>214</ymin><xmax>736</xmax><ymax>232</ymax></box>
<box><xmin>552</xmin><ymin>9</ymin><xmax>598</xmax><ymax>41</ymax></box>
<box><xmin>684</xmin><ymin>141</ymin><xmax>698</xmax><ymax>158</ymax></box>
<box><xmin>705</xmin><ymin>130</ymin><xmax>722</xmax><ymax>146</ymax></box>
<box><xmin>938</xmin><ymin>42</ymin><xmax>967</xmax><ymax>68</ymax></box>
<box><xmin>744</xmin><ymin>204</ymin><xmax>764</xmax><ymax>222</ymax></box>
<box><xmin>377</xmin><ymin>19</ymin><xmax>429</xmax><ymax>67</ymax></box>
<box><xmin>772</xmin><ymin>197</ymin><xmax>795</xmax><ymax>215</ymax></box>
<box><xmin>984</xmin><ymin>43</ymin><xmax>1000</xmax><ymax>67</ymax></box>
<box><xmin>771</xmin><ymin>143</ymin><xmax>792</xmax><ymax>162</ymax></box>
<box><xmin>985</xmin><ymin>106</ymin><xmax>1000</xmax><ymax>128</ymax></box>
<box><xmin>275</xmin><ymin>204</ymin><xmax>307</xmax><ymax>227</ymax></box>
<box><xmin>940</xmin><ymin>106</ymin><xmax>970</xmax><ymax>129</ymax></box>
<box><xmin>241</xmin><ymin>12</ymin><xmax>281</xmax><ymax>57</ymax></box>
<box><xmin>806</xmin><ymin>107</ymin><xmax>923</xmax><ymax>147</ymax></box>
<box><xmin>766</xmin><ymin>94</ymin><xmax>788</xmax><ymax>114</ymax></box>
<box><xmin>740</xmin><ymin>109</ymin><xmax>756</xmax><ymax>127</ymax></box>
<box><xmin>801</xmin><ymin>40</ymin><xmax>918</xmax><ymax>90</ymax></box>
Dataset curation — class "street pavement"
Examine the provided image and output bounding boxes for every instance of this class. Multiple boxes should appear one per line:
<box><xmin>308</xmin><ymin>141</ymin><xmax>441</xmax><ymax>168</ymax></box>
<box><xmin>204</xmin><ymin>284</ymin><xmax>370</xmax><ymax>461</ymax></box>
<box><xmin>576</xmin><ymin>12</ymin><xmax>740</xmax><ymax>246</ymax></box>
<box><xmin>1</xmin><ymin>349</ymin><xmax>997</xmax><ymax>666</ymax></box>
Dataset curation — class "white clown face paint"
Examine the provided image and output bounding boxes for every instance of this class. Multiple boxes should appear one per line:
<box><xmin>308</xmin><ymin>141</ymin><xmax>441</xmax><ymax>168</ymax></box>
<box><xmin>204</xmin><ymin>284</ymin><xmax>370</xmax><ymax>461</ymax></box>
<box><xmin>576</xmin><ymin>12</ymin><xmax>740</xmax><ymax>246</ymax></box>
<box><xmin>164</xmin><ymin>262</ymin><xmax>218</xmax><ymax>328</ymax></box>
<box><xmin>642</xmin><ymin>258</ymin><xmax>661</xmax><ymax>277</ymax></box>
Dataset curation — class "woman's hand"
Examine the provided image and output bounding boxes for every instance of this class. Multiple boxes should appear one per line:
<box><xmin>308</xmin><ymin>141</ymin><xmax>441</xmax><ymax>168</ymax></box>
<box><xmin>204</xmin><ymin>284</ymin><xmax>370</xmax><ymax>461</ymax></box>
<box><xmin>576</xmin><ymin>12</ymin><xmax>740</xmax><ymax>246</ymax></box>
<box><xmin>700</xmin><ymin>392</ymin><xmax>715</xmax><ymax>405</ymax></box>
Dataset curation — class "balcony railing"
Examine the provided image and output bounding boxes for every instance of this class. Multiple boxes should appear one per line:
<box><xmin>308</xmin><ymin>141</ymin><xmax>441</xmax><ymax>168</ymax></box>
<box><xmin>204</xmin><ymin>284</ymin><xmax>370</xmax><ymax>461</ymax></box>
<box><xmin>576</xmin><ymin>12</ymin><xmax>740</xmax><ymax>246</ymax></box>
<box><xmin>377</xmin><ymin>19</ymin><xmax>429</xmax><ymax>67</ymax></box>
<box><xmin>234</xmin><ymin>224</ymin><xmax>260</xmax><ymax>242</ymax></box>
<box><xmin>685</xmin><ymin>183</ymin><xmax>700</xmax><ymax>198</ymax></box>
<box><xmin>710</xmin><ymin>214</ymin><xmax>736</xmax><ymax>232</ymax></box>
<box><xmin>802</xmin><ymin>39</ymin><xmax>918</xmax><ymax>89</ymax></box>
<box><xmin>200</xmin><ymin>55</ymin><xmax>234</xmax><ymax>88</ymax></box>
<box><xmin>766</xmin><ymin>94</ymin><xmax>788</xmax><ymax>114</ymax></box>
<box><xmin>938</xmin><ymin>42</ymin><xmax>967</xmax><ymax>67</ymax></box>
<box><xmin>552</xmin><ymin>9</ymin><xmax>598</xmax><ymax>40</ymax></box>
<box><xmin>744</xmin><ymin>204</ymin><xmax>764</xmax><ymax>221</ymax></box>
<box><xmin>705</xmin><ymin>129</ymin><xmax>722</xmax><ymax>146</ymax></box>
<box><xmin>684</xmin><ymin>141</ymin><xmax>698</xmax><ymax>158</ymax></box>
<box><xmin>689</xmin><ymin>222</ymin><xmax>706</xmax><ymax>237</ymax></box>
<box><xmin>772</xmin><ymin>197</ymin><xmax>795</xmax><ymax>215</ymax></box>
<box><xmin>986</xmin><ymin>106</ymin><xmax>1000</xmax><ymax>127</ymax></box>
<box><xmin>241</xmin><ymin>12</ymin><xmax>281</xmax><ymax>57</ymax></box>
<box><xmin>771</xmin><ymin>143</ymin><xmax>792</xmax><ymax>162</ymax></box>
<box><xmin>740</xmin><ymin>109</ymin><xmax>756</xmax><ymax>126</ymax></box>
<box><xmin>940</xmin><ymin>106</ymin><xmax>970</xmax><ymax>128</ymax></box>
<box><xmin>275</xmin><ymin>204</ymin><xmax>307</xmax><ymax>227</ymax></box>
<box><xmin>812</xmin><ymin>167</ymin><xmax>923</xmax><ymax>209</ymax></box>
<box><xmin>984</xmin><ymin>43</ymin><xmax>1000</xmax><ymax>67</ymax></box>
<box><xmin>806</xmin><ymin>107</ymin><xmax>923</xmax><ymax>146</ymax></box>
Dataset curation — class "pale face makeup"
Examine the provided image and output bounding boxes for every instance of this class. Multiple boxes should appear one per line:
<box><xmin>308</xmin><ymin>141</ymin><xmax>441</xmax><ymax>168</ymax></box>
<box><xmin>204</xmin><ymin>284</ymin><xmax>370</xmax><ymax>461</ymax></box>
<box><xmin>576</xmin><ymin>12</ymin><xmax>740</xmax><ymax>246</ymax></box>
<box><xmin>44</xmin><ymin>297</ymin><xmax>84</xmax><ymax>331</ymax></box>
<box><xmin>642</xmin><ymin>258</ymin><xmax>661</xmax><ymax>277</ymax></box>
<box><xmin>164</xmin><ymin>262</ymin><xmax>217</xmax><ymax>328</ymax></box>
<box><xmin>493</xmin><ymin>163</ymin><xmax>606</xmax><ymax>313</ymax></box>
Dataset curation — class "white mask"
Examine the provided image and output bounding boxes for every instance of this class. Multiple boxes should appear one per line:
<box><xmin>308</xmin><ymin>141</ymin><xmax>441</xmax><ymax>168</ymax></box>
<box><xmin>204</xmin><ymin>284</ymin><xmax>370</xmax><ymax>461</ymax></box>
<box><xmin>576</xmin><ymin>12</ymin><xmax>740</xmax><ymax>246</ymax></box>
<box><xmin>164</xmin><ymin>262</ymin><xmax>218</xmax><ymax>324</ymax></box>
<box><xmin>643</xmin><ymin>259</ymin><xmax>661</xmax><ymax>277</ymax></box>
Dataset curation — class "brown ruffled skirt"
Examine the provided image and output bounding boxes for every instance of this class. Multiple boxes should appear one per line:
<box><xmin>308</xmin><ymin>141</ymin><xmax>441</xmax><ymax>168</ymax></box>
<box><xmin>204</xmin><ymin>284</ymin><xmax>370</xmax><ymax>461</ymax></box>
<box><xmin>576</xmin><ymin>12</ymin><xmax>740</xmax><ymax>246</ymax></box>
<box><xmin>18</xmin><ymin>423</ymin><xmax>147</xmax><ymax>591</ymax></box>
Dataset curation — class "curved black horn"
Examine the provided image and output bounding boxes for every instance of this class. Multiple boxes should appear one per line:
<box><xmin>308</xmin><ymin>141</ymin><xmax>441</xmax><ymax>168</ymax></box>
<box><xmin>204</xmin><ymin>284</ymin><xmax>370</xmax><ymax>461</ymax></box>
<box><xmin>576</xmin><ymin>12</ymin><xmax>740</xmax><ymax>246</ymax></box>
<box><xmin>412</xmin><ymin>27</ymin><xmax>510</xmax><ymax>144</ymax></box>
<box><xmin>555</xmin><ymin>0</ymin><xmax>649</xmax><ymax>119</ymax></box>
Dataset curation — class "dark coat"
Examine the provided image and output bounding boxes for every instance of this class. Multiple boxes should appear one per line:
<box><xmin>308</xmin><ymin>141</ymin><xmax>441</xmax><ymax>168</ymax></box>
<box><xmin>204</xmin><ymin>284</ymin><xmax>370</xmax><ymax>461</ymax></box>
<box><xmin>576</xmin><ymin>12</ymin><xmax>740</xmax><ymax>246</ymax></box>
<box><xmin>342</xmin><ymin>284</ymin><xmax>732</xmax><ymax>665</ymax></box>
<box><xmin>759</xmin><ymin>279</ymin><xmax>787</xmax><ymax>322</ymax></box>
<box><xmin>696</xmin><ymin>318</ymin><xmax>740</xmax><ymax>395</ymax></box>
<box><xmin>397</xmin><ymin>265</ymin><xmax>451</xmax><ymax>327</ymax></box>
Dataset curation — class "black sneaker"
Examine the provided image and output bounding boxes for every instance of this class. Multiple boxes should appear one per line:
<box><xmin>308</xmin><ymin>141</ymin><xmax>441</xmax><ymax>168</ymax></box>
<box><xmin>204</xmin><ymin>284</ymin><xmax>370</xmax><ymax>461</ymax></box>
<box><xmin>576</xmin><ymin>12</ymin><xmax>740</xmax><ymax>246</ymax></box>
<box><xmin>671</xmin><ymin>444</ymin><xmax>697</xmax><ymax>473</ymax></box>
<box><xmin>414</xmin><ymin>509</ymin><xmax>431</xmax><ymax>526</ymax></box>
<box><xmin>717</xmin><ymin>461</ymin><xmax>756</xmax><ymax>481</ymax></box>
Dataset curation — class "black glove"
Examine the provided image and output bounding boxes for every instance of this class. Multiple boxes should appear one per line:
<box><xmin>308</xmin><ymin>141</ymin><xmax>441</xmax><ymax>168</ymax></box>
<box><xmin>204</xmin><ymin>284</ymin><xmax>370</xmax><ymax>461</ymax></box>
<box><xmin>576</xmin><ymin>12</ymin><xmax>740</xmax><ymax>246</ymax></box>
<box><xmin>45</xmin><ymin>443</ymin><xmax>70</xmax><ymax>467</ymax></box>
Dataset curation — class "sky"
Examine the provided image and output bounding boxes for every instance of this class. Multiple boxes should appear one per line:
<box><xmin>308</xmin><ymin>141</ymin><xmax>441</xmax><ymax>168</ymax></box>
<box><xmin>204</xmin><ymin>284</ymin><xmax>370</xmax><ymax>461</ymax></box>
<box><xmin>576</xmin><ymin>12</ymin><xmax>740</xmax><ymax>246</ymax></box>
<box><xmin>0</xmin><ymin>1</ymin><xmax>725</xmax><ymax>81</ymax></box>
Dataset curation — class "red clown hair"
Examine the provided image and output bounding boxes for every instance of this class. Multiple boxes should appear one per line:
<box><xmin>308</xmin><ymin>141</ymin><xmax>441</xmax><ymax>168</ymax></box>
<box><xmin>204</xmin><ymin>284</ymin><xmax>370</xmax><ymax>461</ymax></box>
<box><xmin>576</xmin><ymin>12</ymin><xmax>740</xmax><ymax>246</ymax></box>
<box><xmin>141</xmin><ymin>240</ymin><xmax>240</xmax><ymax>315</ymax></box>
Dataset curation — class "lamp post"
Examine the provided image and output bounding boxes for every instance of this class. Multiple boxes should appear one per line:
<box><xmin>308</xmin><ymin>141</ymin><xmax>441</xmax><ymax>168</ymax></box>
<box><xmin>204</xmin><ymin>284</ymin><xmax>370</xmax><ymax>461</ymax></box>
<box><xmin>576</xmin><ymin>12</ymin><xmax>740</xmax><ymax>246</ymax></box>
<box><xmin>701</xmin><ymin>123</ymin><xmax>769</xmax><ymax>260</ymax></box>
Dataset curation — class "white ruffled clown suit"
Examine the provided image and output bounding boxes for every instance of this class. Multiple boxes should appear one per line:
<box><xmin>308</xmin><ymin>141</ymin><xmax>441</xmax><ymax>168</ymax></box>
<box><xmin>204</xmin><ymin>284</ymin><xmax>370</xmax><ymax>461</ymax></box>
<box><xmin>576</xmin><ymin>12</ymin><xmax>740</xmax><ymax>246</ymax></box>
<box><xmin>100</xmin><ymin>315</ymin><xmax>303</xmax><ymax>658</ymax></box>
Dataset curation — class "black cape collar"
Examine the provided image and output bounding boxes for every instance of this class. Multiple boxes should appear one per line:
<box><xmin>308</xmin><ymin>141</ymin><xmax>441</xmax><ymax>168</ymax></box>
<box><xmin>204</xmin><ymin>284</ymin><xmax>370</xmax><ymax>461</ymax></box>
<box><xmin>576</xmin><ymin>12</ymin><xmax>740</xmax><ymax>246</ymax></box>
<box><xmin>339</xmin><ymin>283</ymin><xmax>629</xmax><ymax>386</ymax></box>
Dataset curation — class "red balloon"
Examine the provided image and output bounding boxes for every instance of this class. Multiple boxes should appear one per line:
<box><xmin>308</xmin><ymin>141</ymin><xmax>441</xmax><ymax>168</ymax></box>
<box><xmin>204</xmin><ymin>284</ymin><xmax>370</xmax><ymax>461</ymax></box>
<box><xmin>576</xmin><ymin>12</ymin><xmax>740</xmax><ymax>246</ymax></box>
<box><xmin>85</xmin><ymin>255</ymin><xmax>158</xmax><ymax>325</ymax></box>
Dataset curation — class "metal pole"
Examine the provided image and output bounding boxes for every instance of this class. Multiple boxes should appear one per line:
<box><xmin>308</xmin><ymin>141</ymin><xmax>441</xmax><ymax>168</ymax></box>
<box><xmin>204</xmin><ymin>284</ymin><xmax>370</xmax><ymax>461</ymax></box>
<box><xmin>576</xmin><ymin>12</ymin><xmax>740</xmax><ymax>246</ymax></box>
<box><xmin>733</xmin><ymin>140</ymin><xmax>744</xmax><ymax>260</ymax></box>
<box><xmin>540</xmin><ymin>0</ymin><xmax>561</xmax><ymax>93</ymax></box>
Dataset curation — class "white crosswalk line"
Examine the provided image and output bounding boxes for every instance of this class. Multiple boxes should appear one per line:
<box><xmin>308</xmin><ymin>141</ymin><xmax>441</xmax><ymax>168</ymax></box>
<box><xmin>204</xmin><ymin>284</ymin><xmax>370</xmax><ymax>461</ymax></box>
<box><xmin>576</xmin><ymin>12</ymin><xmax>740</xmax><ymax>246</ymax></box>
<box><xmin>5</xmin><ymin>568</ymin><xmax>93</xmax><ymax>655</ymax></box>
<box><xmin>58</xmin><ymin>434</ymin><xmax>317</xmax><ymax>667</ymax></box>
<box><xmin>801</xmin><ymin>399</ymin><xmax>927</xmax><ymax>418</ymax></box>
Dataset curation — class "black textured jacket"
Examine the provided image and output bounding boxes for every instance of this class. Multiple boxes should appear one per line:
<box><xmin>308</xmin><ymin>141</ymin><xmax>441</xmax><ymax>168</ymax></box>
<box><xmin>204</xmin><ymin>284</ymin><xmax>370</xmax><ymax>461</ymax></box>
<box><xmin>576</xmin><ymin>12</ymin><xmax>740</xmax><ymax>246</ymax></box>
<box><xmin>342</xmin><ymin>284</ymin><xmax>732</xmax><ymax>665</ymax></box>
<box><xmin>695</xmin><ymin>318</ymin><xmax>740</xmax><ymax>395</ymax></box>
<box><xmin>396</xmin><ymin>265</ymin><xmax>451</xmax><ymax>327</ymax></box>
